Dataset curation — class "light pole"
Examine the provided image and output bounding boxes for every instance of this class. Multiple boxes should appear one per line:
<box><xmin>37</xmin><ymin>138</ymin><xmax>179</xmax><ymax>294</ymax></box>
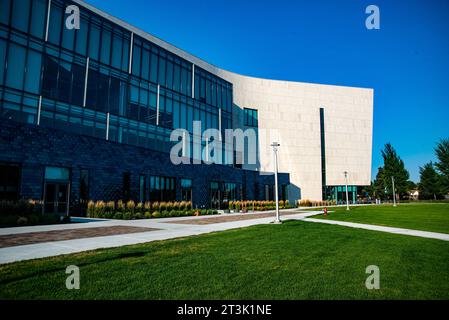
<box><xmin>271</xmin><ymin>142</ymin><xmax>281</xmax><ymax>224</ymax></box>
<box><xmin>391</xmin><ymin>176</ymin><xmax>397</xmax><ymax>207</ymax></box>
<box><xmin>344</xmin><ymin>171</ymin><xmax>350</xmax><ymax>211</ymax></box>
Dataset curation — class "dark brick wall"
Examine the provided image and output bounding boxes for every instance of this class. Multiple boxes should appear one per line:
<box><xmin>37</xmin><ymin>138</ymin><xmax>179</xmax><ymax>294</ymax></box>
<box><xmin>0</xmin><ymin>120</ymin><xmax>290</xmax><ymax>210</ymax></box>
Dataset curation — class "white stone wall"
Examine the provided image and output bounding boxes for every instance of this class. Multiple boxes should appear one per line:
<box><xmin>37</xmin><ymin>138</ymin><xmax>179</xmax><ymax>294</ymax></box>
<box><xmin>217</xmin><ymin>71</ymin><xmax>373</xmax><ymax>201</ymax></box>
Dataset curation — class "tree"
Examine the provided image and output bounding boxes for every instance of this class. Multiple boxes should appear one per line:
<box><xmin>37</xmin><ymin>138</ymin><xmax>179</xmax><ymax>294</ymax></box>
<box><xmin>380</xmin><ymin>143</ymin><xmax>410</xmax><ymax>199</ymax></box>
<box><xmin>435</xmin><ymin>138</ymin><xmax>449</xmax><ymax>193</ymax></box>
<box><xmin>372</xmin><ymin>167</ymin><xmax>386</xmax><ymax>199</ymax></box>
<box><xmin>418</xmin><ymin>162</ymin><xmax>444</xmax><ymax>200</ymax></box>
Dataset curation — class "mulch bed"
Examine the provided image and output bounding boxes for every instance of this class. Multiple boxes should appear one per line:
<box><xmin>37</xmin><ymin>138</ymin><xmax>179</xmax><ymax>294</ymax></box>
<box><xmin>0</xmin><ymin>226</ymin><xmax>159</xmax><ymax>248</ymax></box>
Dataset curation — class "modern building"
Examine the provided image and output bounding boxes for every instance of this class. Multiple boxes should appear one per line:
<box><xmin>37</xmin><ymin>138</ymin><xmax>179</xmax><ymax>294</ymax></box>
<box><xmin>0</xmin><ymin>0</ymin><xmax>373</xmax><ymax>215</ymax></box>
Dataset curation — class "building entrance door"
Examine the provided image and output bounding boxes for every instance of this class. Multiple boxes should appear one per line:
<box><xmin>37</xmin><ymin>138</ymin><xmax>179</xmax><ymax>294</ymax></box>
<box><xmin>210</xmin><ymin>182</ymin><xmax>221</xmax><ymax>209</ymax></box>
<box><xmin>44</xmin><ymin>182</ymin><xmax>70</xmax><ymax>215</ymax></box>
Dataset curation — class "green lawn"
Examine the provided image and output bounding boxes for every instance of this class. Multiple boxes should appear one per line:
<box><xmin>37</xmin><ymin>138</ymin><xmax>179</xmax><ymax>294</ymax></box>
<box><xmin>312</xmin><ymin>203</ymin><xmax>449</xmax><ymax>234</ymax></box>
<box><xmin>1</xmin><ymin>220</ymin><xmax>448</xmax><ymax>300</ymax></box>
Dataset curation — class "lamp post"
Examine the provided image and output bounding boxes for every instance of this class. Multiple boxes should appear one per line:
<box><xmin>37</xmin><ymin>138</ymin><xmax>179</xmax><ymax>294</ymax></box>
<box><xmin>391</xmin><ymin>176</ymin><xmax>397</xmax><ymax>207</ymax></box>
<box><xmin>271</xmin><ymin>142</ymin><xmax>281</xmax><ymax>224</ymax></box>
<box><xmin>344</xmin><ymin>171</ymin><xmax>350</xmax><ymax>211</ymax></box>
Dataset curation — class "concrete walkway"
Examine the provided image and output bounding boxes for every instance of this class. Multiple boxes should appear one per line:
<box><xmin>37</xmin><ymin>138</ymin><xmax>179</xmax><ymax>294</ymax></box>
<box><xmin>303</xmin><ymin>217</ymin><xmax>449</xmax><ymax>241</ymax></box>
<box><xmin>1</xmin><ymin>206</ymin><xmax>448</xmax><ymax>265</ymax></box>
<box><xmin>0</xmin><ymin>209</ymin><xmax>307</xmax><ymax>265</ymax></box>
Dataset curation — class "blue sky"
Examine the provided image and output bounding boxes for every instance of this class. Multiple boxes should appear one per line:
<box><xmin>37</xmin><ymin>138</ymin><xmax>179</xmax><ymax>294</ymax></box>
<box><xmin>85</xmin><ymin>0</ymin><xmax>449</xmax><ymax>182</ymax></box>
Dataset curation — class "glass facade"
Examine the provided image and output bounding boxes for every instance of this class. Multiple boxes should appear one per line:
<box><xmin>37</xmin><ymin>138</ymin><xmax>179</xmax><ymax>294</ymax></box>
<box><xmin>323</xmin><ymin>185</ymin><xmax>358</xmax><ymax>203</ymax></box>
<box><xmin>0</xmin><ymin>0</ymin><xmax>233</xmax><ymax>157</ymax></box>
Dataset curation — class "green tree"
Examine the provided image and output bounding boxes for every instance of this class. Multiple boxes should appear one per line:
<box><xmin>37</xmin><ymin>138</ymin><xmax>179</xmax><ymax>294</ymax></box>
<box><xmin>435</xmin><ymin>138</ymin><xmax>449</xmax><ymax>193</ymax></box>
<box><xmin>380</xmin><ymin>143</ymin><xmax>410</xmax><ymax>199</ymax></box>
<box><xmin>418</xmin><ymin>162</ymin><xmax>444</xmax><ymax>200</ymax></box>
<box><xmin>372</xmin><ymin>167</ymin><xmax>386</xmax><ymax>199</ymax></box>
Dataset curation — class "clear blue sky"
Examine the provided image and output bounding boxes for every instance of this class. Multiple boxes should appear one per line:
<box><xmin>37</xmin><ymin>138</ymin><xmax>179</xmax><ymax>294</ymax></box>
<box><xmin>85</xmin><ymin>0</ymin><xmax>449</xmax><ymax>182</ymax></box>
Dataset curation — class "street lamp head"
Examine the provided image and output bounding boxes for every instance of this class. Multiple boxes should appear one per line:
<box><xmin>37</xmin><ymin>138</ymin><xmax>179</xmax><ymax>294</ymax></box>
<box><xmin>271</xmin><ymin>142</ymin><xmax>280</xmax><ymax>147</ymax></box>
<box><xmin>344</xmin><ymin>171</ymin><xmax>348</xmax><ymax>177</ymax></box>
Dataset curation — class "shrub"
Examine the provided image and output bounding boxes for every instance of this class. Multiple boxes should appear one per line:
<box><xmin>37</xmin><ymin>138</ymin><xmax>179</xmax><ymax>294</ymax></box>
<box><xmin>212</xmin><ymin>210</ymin><xmax>218</xmax><ymax>215</ymax></box>
<box><xmin>152</xmin><ymin>202</ymin><xmax>160</xmax><ymax>212</ymax></box>
<box><xmin>126</xmin><ymin>200</ymin><xmax>136</xmax><ymax>214</ymax></box>
<box><xmin>229</xmin><ymin>201</ymin><xmax>234</xmax><ymax>210</ymax></box>
<box><xmin>117</xmin><ymin>200</ymin><xmax>125</xmax><ymax>213</ymax></box>
<box><xmin>105</xmin><ymin>201</ymin><xmax>115</xmax><ymax>214</ymax></box>
<box><xmin>17</xmin><ymin>216</ymin><xmax>28</xmax><ymax>226</ymax></box>
<box><xmin>113</xmin><ymin>212</ymin><xmax>123</xmax><ymax>220</ymax></box>
<box><xmin>87</xmin><ymin>200</ymin><xmax>95</xmax><ymax>217</ymax></box>
<box><xmin>161</xmin><ymin>210</ymin><xmax>169</xmax><ymax>218</ymax></box>
<box><xmin>135</xmin><ymin>212</ymin><xmax>142</xmax><ymax>219</ymax></box>
<box><xmin>144</xmin><ymin>201</ymin><xmax>152</xmax><ymax>212</ymax></box>
<box><xmin>152</xmin><ymin>211</ymin><xmax>161</xmax><ymax>218</ymax></box>
<box><xmin>168</xmin><ymin>210</ymin><xmax>178</xmax><ymax>217</ymax></box>
<box><xmin>136</xmin><ymin>202</ymin><xmax>144</xmax><ymax>214</ymax></box>
<box><xmin>144</xmin><ymin>212</ymin><xmax>152</xmax><ymax>219</ymax></box>
<box><xmin>103</xmin><ymin>212</ymin><xmax>113</xmax><ymax>219</ymax></box>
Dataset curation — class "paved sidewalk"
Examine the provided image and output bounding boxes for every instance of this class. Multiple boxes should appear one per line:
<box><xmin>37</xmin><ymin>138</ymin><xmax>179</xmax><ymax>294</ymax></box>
<box><xmin>0</xmin><ymin>209</ymin><xmax>307</xmax><ymax>264</ymax></box>
<box><xmin>2</xmin><ymin>205</ymin><xmax>446</xmax><ymax>265</ymax></box>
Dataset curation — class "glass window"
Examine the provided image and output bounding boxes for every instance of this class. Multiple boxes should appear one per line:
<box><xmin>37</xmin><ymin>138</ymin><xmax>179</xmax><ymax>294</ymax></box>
<box><xmin>88</xmin><ymin>23</ymin><xmax>100</xmax><ymax>60</ymax></box>
<box><xmin>62</xmin><ymin>20</ymin><xmax>75</xmax><ymax>51</ymax></box>
<box><xmin>24</xmin><ymin>50</ymin><xmax>42</xmax><ymax>94</ymax></box>
<box><xmin>0</xmin><ymin>0</ymin><xmax>11</xmax><ymax>26</ymax></box>
<box><xmin>6</xmin><ymin>43</ymin><xmax>26</xmax><ymax>90</ymax></box>
<box><xmin>123</xmin><ymin>172</ymin><xmax>131</xmax><ymax>201</ymax></box>
<box><xmin>11</xmin><ymin>0</ymin><xmax>30</xmax><ymax>33</ymax></box>
<box><xmin>173</xmin><ymin>63</ymin><xmax>180</xmax><ymax>92</ymax></box>
<box><xmin>58</xmin><ymin>61</ymin><xmax>72</xmax><ymax>103</ymax></box>
<box><xmin>100</xmin><ymin>27</ymin><xmax>112</xmax><ymax>65</ymax></box>
<box><xmin>166</xmin><ymin>60</ymin><xmax>173</xmax><ymax>89</ymax></box>
<box><xmin>181</xmin><ymin>67</ymin><xmax>188</xmax><ymax>95</ymax></box>
<box><xmin>79</xmin><ymin>169</ymin><xmax>89</xmax><ymax>205</ymax></box>
<box><xmin>45</xmin><ymin>166</ymin><xmax>70</xmax><ymax>180</ymax></box>
<box><xmin>111</xmin><ymin>32</ymin><xmax>123</xmax><ymax>70</ymax></box>
<box><xmin>75</xmin><ymin>18</ymin><xmax>89</xmax><ymax>55</ymax></box>
<box><xmin>42</xmin><ymin>55</ymin><xmax>59</xmax><ymax>99</ymax></box>
<box><xmin>244</xmin><ymin>108</ymin><xmax>258</xmax><ymax>127</ymax></box>
<box><xmin>30</xmin><ymin>0</ymin><xmax>46</xmax><ymax>39</ymax></box>
<box><xmin>149</xmin><ymin>51</ymin><xmax>157</xmax><ymax>83</ymax></box>
<box><xmin>139</xmin><ymin>175</ymin><xmax>146</xmax><ymax>203</ymax></box>
<box><xmin>158</xmin><ymin>55</ymin><xmax>166</xmax><ymax>86</ymax></box>
<box><xmin>71</xmin><ymin>63</ymin><xmax>86</xmax><ymax>106</ymax></box>
<box><xmin>131</xmin><ymin>43</ymin><xmax>141</xmax><ymax>76</ymax></box>
<box><xmin>181</xmin><ymin>178</ymin><xmax>192</xmax><ymax>202</ymax></box>
<box><xmin>122</xmin><ymin>37</ymin><xmax>130</xmax><ymax>72</ymax></box>
<box><xmin>48</xmin><ymin>4</ymin><xmax>62</xmax><ymax>45</ymax></box>
<box><xmin>0</xmin><ymin>39</ymin><xmax>6</xmax><ymax>86</ymax></box>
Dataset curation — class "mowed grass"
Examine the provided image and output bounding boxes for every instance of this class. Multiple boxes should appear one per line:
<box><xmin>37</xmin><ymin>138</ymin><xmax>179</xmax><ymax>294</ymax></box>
<box><xmin>1</xmin><ymin>220</ymin><xmax>448</xmax><ymax>300</ymax></box>
<box><xmin>312</xmin><ymin>203</ymin><xmax>449</xmax><ymax>234</ymax></box>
